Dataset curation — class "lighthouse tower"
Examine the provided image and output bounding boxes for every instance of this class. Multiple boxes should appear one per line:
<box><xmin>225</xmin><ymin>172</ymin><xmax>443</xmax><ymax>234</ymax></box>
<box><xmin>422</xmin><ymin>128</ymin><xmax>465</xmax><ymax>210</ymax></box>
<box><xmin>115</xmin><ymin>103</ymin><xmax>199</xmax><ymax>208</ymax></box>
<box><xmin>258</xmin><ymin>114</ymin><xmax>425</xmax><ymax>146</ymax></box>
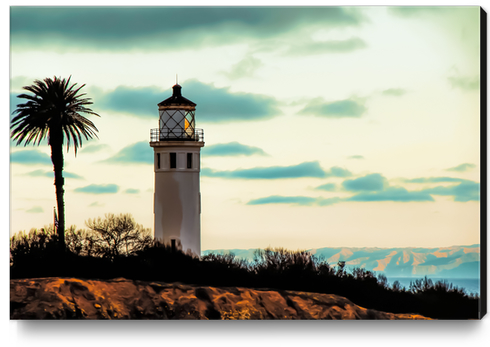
<box><xmin>149</xmin><ymin>83</ymin><xmax>204</xmax><ymax>256</ymax></box>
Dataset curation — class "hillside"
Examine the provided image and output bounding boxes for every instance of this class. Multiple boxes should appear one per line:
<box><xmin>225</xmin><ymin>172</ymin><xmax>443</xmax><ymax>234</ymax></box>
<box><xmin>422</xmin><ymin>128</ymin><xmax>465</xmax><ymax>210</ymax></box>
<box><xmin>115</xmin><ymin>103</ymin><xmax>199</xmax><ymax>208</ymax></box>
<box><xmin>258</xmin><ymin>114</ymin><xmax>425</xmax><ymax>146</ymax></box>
<box><xmin>203</xmin><ymin>244</ymin><xmax>480</xmax><ymax>278</ymax></box>
<box><xmin>10</xmin><ymin>277</ymin><xmax>431</xmax><ymax>320</ymax></box>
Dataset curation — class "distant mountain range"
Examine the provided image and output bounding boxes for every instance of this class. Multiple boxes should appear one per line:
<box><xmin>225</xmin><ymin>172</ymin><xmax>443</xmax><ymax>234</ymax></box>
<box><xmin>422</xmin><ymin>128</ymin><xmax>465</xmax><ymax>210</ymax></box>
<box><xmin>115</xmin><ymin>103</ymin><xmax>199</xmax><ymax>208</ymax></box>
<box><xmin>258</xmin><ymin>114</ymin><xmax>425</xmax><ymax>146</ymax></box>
<box><xmin>203</xmin><ymin>245</ymin><xmax>480</xmax><ymax>279</ymax></box>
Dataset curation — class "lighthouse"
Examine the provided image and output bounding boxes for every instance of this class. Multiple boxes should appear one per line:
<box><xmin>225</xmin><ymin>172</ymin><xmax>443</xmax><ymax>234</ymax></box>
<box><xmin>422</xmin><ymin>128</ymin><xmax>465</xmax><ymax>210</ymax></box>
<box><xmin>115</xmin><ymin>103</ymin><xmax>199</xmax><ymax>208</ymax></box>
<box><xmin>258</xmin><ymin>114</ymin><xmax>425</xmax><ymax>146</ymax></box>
<box><xmin>149</xmin><ymin>83</ymin><xmax>204</xmax><ymax>256</ymax></box>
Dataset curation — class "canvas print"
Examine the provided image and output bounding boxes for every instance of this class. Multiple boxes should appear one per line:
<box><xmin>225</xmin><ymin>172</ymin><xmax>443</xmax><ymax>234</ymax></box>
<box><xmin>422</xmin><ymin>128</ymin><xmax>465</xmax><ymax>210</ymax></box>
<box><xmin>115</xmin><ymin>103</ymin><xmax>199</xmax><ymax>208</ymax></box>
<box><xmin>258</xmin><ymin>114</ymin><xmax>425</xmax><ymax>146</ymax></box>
<box><xmin>9</xmin><ymin>6</ymin><xmax>485</xmax><ymax>320</ymax></box>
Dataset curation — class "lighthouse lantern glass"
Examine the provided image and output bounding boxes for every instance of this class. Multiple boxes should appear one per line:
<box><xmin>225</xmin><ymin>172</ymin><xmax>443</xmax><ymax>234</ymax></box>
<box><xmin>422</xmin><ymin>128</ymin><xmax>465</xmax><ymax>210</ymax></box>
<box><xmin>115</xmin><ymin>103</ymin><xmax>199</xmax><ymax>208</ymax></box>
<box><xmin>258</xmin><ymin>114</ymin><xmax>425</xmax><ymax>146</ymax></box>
<box><xmin>159</xmin><ymin>108</ymin><xmax>196</xmax><ymax>140</ymax></box>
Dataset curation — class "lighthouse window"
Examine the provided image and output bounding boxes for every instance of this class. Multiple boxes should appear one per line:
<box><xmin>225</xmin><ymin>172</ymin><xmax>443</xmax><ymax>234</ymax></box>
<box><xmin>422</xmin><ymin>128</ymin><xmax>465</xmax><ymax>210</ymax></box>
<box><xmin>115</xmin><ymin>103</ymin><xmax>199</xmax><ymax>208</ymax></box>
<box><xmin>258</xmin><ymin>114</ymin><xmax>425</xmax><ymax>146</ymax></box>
<box><xmin>170</xmin><ymin>152</ymin><xmax>177</xmax><ymax>168</ymax></box>
<box><xmin>157</xmin><ymin>153</ymin><xmax>160</xmax><ymax>169</ymax></box>
<box><xmin>187</xmin><ymin>153</ymin><xmax>192</xmax><ymax>169</ymax></box>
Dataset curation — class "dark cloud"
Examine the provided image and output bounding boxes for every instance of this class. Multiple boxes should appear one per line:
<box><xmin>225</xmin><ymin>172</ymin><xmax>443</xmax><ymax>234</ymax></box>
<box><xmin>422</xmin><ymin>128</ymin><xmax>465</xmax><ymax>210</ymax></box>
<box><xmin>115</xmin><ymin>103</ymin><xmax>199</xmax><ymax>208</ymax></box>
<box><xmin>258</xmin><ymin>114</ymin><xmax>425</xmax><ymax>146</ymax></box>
<box><xmin>448</xmin><ymin>76</ymin><xmax>479</xmax><ymax>91</ymax></box>
<box><xmin>24</xmin><ymin>169</ymin><xmax>83</xmax><ymax>179</ymax></box>
<box><xmin>96</xmin><ymin>80</ymin><xmax>281</xmax><ymax>123</ymax></box>
<box><xmin>96</xmin><ymin>86</ymin><xmax>163</xmax><ymax>118</ymax></box>
<box><xmin>299</xmin><ymin>98</ymin><xmax>367</xmax><ymax>118</ymax></box>
<box><xmin>287</xmin><ymin>37</ymin><xmax>367</xmax><ymax>55</ymax></box>
<box><xmin>348</xmin><ymin>155</ymin><xmax>364</xmax><ymax>160</ymax></box>
<box><xmin>202</xmin><ymin>142</ymin><xmax>267</xmax><ymax>157</ymax></box>
<box><xmin>382</xmin><ymin>88</ymin><xmax>407</xmax><ymax>96</ymax></box>
<box><xmin>124</xmin><ymin>188</ymin><xmax>140</xmax><ymax>194</ymax></box>
<box><xmin>422</xmin><ymin>181</ymin><xmax>480</xmax><ymax>202</ymax></box>
<box><xmin>346</xmin><ymin>187</ymin><xmax>434</xmax><ymax>202</ymax></box>
<box><xmin>74</xmin><ymin>184</ymin><xmax>119</xmax><ymax>194</ymax></box>
<box><xmin>202</xmin><ymin>161</ymin><xmax>327</xmax><ymax>179</ymax></box>
<box><xmin>315</xmin><ymin>183</ymin><xmax>337</xmax><ymax>192</ymax></box>
<box><xmin>342</xmin><ymin>173</ymin><xmax>388</xmax><ymax>192</ymax></box>
<box><xmin>446</xmin><ymin>163</ymin><xmax>476</xmax><ymax>172</ymax></box>
<box><xmin>11</xmin><ymin>7</ymin><xmax>364</xmax><ymax>52</ymax></box>
<box><xmin>182</xmin><ymin>80</ymin><xmax>281</xmax><ymax>123</ymax></box>
<box><xmin>105</xmin><ymin>141</ymin><xmax>153</xmax><ymax>165</ymax></box>
<box><xmin>11</xmin><ymin>150</ymin><xmax>52</xmax><ymax>165</ymax></box>
<box><xmin>26</xmin><ymin>206</ymin><xmax>44</xmax><ymax>213</ymax></box>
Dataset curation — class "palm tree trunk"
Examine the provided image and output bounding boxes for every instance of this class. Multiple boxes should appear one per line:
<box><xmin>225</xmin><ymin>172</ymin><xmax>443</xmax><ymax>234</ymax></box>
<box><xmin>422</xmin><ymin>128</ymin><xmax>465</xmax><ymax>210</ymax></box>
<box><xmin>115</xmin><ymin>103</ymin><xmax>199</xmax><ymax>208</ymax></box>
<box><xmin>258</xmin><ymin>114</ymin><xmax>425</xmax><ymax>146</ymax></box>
<box><xmin>50</xmin><ymin>129</ymin><xmax>65</xmax><ymax>251</ymax></box>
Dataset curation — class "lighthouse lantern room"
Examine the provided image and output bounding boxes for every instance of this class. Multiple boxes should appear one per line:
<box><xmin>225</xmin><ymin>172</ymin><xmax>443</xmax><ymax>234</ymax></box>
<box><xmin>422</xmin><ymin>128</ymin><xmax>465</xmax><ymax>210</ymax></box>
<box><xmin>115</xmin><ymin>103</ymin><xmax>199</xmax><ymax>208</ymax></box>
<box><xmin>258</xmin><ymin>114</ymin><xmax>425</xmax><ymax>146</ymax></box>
<box><xmin>149</xmin><ymin>84</ymin><xmax>204</xmax><ymax>256</ymax></box>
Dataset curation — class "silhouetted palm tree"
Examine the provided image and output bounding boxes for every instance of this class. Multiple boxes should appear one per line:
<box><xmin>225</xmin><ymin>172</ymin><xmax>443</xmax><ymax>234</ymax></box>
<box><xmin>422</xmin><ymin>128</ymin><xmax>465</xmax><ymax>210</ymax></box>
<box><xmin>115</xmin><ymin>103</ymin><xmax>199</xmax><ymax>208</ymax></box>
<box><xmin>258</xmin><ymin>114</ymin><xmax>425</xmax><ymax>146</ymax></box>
<box><xmin>11</xmin><ymin>76</ymin><xmax>100</xmax><ymax>250</ymax></box>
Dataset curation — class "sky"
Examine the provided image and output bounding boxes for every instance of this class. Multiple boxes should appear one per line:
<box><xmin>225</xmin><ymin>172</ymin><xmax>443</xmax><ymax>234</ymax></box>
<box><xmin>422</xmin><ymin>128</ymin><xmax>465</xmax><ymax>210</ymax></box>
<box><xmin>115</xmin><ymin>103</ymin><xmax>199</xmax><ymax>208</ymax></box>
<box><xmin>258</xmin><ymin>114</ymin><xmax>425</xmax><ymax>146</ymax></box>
<box><xmin>8</xmin><ymin>5</ymin><xmax>482</xmax><ymax>251</ymax></box>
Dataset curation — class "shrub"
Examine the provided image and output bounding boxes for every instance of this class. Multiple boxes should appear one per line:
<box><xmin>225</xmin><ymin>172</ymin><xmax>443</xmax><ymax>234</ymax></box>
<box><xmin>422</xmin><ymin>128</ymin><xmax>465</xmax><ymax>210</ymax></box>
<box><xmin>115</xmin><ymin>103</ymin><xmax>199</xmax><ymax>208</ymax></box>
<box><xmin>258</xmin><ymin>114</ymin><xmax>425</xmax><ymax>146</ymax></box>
<box><xmin>85</xmin><ymin>213</ymin><xmax>153</xmax><ymax>259</ymax></box>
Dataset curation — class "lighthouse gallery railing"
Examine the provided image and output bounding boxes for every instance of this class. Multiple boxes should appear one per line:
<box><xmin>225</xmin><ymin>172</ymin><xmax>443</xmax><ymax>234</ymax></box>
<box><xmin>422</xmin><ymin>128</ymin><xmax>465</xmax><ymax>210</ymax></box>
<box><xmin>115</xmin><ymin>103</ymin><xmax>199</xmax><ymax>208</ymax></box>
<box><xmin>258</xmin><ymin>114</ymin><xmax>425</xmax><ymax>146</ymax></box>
<box><xmin>150</xmin><ymin>128</ymin><xmax>204</xmax><ymax>142</ymax></box>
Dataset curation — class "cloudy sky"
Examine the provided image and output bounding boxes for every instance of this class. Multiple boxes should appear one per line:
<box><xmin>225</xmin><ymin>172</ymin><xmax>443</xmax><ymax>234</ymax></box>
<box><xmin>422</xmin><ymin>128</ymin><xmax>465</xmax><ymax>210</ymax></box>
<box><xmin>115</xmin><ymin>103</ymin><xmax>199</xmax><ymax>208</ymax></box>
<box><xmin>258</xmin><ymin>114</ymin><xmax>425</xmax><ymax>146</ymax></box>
<box><xmin>9</xmin><ymin>6</ymin><xmax>481</xmax><ymax>251</ymax></box>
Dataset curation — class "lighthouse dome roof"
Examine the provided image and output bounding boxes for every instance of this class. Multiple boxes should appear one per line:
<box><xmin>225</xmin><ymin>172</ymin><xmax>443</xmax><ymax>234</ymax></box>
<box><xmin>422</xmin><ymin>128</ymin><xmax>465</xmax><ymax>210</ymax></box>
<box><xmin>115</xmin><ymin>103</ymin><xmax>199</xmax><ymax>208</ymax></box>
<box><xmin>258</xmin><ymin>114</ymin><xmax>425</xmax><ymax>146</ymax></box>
<box><xmin>158</xmin><ymin>84</ymin><xmax>196</xmax><ymax>107</ymax></box>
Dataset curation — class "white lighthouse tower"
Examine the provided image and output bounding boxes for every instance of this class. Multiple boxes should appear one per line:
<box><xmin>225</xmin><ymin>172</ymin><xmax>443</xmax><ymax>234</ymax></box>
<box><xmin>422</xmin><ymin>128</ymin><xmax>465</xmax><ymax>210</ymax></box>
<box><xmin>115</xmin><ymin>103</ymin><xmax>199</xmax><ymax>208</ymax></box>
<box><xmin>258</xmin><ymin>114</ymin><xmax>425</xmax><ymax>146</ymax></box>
<box><xmin>149</xmin><ymin>83</ymin><xmax>204</xmax><ymax>256</ymax></box>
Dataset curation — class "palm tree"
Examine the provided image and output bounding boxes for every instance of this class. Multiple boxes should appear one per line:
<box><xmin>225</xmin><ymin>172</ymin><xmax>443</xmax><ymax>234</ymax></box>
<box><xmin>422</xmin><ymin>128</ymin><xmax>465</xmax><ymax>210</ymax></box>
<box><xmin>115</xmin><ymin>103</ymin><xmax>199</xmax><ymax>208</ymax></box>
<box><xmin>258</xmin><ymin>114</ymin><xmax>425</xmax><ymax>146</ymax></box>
<box><xmin>11</xmin><ymin>76</ymin><xmax>100</xmax><ymax>251</ymax></box>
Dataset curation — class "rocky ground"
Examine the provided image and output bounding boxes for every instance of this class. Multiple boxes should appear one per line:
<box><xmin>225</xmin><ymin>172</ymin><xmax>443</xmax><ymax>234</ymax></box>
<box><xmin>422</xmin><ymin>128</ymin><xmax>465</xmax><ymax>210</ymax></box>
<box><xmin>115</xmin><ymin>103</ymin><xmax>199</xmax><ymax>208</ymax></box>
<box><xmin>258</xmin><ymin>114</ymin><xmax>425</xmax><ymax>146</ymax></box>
<box><xmin>10</xmin><ymin>277</ymin><xmax>431</xmax><ymax>320</ymax></box>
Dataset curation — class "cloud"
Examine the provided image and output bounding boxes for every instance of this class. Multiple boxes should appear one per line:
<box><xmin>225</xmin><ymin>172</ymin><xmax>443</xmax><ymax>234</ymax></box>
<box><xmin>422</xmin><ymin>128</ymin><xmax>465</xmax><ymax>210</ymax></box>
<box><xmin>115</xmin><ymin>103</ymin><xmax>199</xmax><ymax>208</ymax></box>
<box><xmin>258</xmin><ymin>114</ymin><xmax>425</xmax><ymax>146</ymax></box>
<box><xmin>124</xmin><ymin>188</ymin><xmax>140</xmax><ymax>194</ymax></box>
<box><xmin>222</xmin><ymin>56</ymin><xmax>263</xmax><ymax>80</ymax></box>
<box><xmin>26</xmin><ymin>206</ymin><xmax>44</xmax><ymax>213</ymax></box>
<box><xmin>10</xmin><ymin>93</ymin><xmax>23</xmax><ymax>121</ymax></box>
<box><xmin>248</xmin><ymin>175</ymin><xmax>479</xmax><ymax>206</ymax></box>
<box><xmin>286</xmin><ymin>37</ymin><xmax>367</xmax><ymax>55</ymax></box>
<box><xmin>11</xmin><ymin>150</ymin><xmax>52</xmax><ymax>165</ymax></box>
<box><xmin>342</xmin><ymin>173</ymin><xmax>388</xmax><ymax>192</ymax></box>
<box><xmin>404</xmin><ymin>177</ymin><xmax>470</xmax><ymax>183</ymax></box>
<box><xmin>105</xmin><ymin>141</ymin><xmax>153</xmax><ymax>165</ymax></box>
<box><xmin>388</xmin><ymin>7</ymin><xmax>451</xmax><ymax>18</ymax></box>
<box><xmin>346</xmin><ymin>187</ymin><xmax>434</xmax><ymax>202</ymax></box>
<box><xmin>96</xmin><ymin>86</ymin><xmax>163</xmax><ymax>118</ymax></box>
<box><xmin>325</xmin><ymin>166</ymin><xmax>352</xmax><ymax>177</ymax></box>
<box><xmin>247</xmin><ymin>188</ymin><xmax>434</xmax><ymax>206</ymax></box>
<box><xmin>247</xmin><ymin>195</ymin><xmax>342</xmax><ymax>206</ymax></box>
<box><xmin>183</xmin><ymin>80</ymin><xmax>281</xmax><ymax>123</ymax></box>
<box><xmin>315</xmin><ymin>183</ymin><xmax>337</xmax><ymax>192</ymax></box>
<box><xmin>382</xmin><ymin>88</ymin><xmax>407</xmax><ymax>96</ymax></box>
<box><xmin>247</xmin><ymin>195</ymin><xmax>318</xmax><ymax>206</ymax></box>
<box><xmin>81</xmin><ymin>144</ymin><xmax>110</xmax><ymax>154</ymax></box>
<box><xmin>299</xmin><ymin>98</ymin><xmax>367</xmax><ymax>118</ymax></box>
<box><xmin>97</xmin><ymin>80</ymin><xmax>281</xmax><ymax>122</ymax></box>
<box><xmin>74</xmin><ymin>184</ymin><xmax>119</xmax><ymax>194</ymax></box>
<box><xmin>422</xmin><ymin>181</ymin><xmax>480</xmax><ymax>202</ymax></box>
<box><xmin>317</xmin><ymin>197</ymin><xmax>343</xmax><ymax>206</ymax></box>
<box><xmin>11</xmin><ymin>7</ymin><xmax>364</xmax><ymax>52</ymax></box>
<box><xmin>202</xmin><ymin>161</ymin><xmax>328</xmax><ymax>179</ymax></box>
<box><xmin>448</xmin><ymin>76</ymin><xmax>479</xmax><ymax>91</ymax></box>
<box><xmin>88</xmin><ymin>201</ymin><xmax>104</xmax><ymax>207</ymax></box>
<box><xmin>202</xmin><ymin>142</ymin><xmax>267</xmax><ymax>157</ymax></box>
<box><xmin>348</xmin><ymin>155</ymin><xmax>364</xmax><ymax>160</ymax></box>
<box><xmin>63</xmin><ymin>172</ymin><xmax>84</xmax><ymax>179</ymax></box>
<box><xmin>446</xmin><ymin>163</ymin><xmax>476</xmax><ymax>172</ymax></box>
<box><xmin>24</xmin><ymin>169</ymin><xmax>83</xmax><ymax>179</ymax></box>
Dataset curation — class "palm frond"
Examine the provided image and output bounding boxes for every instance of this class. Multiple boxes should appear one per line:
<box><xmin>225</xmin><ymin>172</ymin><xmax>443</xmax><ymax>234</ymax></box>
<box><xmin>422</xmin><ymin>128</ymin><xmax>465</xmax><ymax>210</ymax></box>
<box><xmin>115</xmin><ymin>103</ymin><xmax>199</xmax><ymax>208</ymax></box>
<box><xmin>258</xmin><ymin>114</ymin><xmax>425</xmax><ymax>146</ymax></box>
<box><xmin>10</xmin><ymin>76</ymin><xmax>100</xmax><ymax>155</ymax></box>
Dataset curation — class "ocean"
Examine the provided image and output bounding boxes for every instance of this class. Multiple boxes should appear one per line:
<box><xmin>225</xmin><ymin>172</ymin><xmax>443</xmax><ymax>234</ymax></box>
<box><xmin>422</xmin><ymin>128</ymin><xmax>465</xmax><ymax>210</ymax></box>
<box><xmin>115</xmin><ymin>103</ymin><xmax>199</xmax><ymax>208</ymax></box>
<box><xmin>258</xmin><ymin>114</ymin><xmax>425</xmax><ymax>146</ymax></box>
<box><xmin>387</xmin><ymin>277</ymin><xmax>480</xmax><ymax>295</ymax></box>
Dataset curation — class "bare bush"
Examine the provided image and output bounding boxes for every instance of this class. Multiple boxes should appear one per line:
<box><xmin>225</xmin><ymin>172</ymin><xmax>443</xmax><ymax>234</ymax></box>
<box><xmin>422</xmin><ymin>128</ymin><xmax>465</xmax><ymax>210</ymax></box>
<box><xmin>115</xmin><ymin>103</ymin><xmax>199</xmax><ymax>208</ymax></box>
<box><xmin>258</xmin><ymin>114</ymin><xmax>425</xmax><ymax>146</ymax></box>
<box><xmin>85</xmin><ymin>213</ymin><xmax>153</xmax><ymax>259</ymax></box>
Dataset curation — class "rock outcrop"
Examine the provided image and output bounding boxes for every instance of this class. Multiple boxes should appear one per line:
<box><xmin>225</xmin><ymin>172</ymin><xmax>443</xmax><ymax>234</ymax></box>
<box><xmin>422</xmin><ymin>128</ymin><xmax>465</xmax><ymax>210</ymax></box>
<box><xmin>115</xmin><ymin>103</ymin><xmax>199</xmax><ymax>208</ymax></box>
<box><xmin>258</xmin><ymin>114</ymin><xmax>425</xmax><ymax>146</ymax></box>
<box><xmin>10</xmin><ymin>277</ymin><xmax>431</xmax><ymax>320</ymax></box>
